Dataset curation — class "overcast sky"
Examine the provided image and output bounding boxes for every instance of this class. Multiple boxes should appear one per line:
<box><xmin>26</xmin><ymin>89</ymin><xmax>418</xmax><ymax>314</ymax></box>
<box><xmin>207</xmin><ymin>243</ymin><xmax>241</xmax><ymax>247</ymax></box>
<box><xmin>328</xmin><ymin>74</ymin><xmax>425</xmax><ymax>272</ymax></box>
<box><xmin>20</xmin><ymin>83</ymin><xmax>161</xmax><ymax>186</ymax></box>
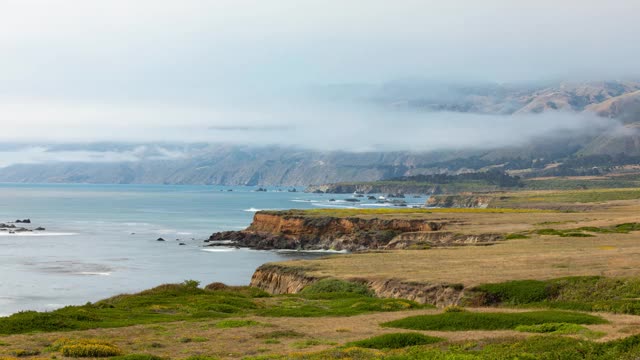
<box><xmin>0</xmin><ymin>0</ymin><xmax>639</xmax><ymax>147</ymax></box>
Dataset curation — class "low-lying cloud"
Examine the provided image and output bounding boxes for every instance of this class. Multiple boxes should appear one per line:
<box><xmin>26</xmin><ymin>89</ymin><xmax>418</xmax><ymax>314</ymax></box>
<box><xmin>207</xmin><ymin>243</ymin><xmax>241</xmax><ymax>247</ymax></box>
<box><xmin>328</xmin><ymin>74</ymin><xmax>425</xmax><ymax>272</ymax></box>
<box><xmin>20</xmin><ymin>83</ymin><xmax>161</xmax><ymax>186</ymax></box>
<box><xmin>0</xmin><ymin>94</ymin><xmax>632</xmax><ymax>168</ymax></box>
<box><xmin>0</xmin><ymin>145</ymin><xmax>186</xmax><ymax>168</ymax></box>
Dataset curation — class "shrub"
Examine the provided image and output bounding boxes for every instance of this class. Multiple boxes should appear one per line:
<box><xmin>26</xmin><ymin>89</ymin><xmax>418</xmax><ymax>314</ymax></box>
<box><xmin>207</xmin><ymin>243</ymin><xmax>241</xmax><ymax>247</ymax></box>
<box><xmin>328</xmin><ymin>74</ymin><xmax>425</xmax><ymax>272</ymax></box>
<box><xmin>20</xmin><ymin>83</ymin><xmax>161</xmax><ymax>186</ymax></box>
<box><xmin>505</xmin><ymin>233</ymin><xmax>529</xmax><ymax>240</ymax></box>
<box><xmin>382</xmin><ymin>311</ymin><xmax>606</xmax><ymax>331</ymax></box>
<box><xmin>515</xmin><ymin>323</ymin><xmax>587</xmax><ymax>334</ymax></box>
<box><xmin>474</xmin><ymin>280</ymin><xmax>554</xmax><ymax>304</ymax></box>
<box><xmin>61</xmin><ymin>344</ymin><xmax>122</xmax><ymax>358</ymax></box>
<box><xmin>347</xmin><ymin>333</ymin><xmax>442</xmax><ymax>349</ymax></box>
<box><xmin>10</xmin><ymin>349</ymin><xmax>40</xmax><ymax>357</ymax></box>
<box><xmin>49</xmin><ymin>338</ymin><xmax>114</xmax><ymax>352</ymax></box>
<box><xmin>443</xmin><ymin>305</ymin><xmax>466</xmax><ymax>313</ymax></box>
<box><xmin>300</xmin><ymin>279</ymin><xmax>372</xmax><ymax>297</ymax></box>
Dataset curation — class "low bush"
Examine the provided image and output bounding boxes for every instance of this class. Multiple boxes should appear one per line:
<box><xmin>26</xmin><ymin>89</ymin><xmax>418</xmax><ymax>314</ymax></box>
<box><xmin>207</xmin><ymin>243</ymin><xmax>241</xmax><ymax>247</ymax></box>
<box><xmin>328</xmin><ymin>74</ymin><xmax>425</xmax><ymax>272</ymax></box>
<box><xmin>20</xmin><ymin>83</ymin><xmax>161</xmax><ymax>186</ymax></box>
<box><xmin>515</xmin><ymin>322</ymin><xmax>587</xmax><ymax>334</ymax></box>
<box><xmin>505</xmin><ymin>233</ymin><xmax>529</xmax><ymax>240</ymax></box>
<box><xmin>382</xmin><ymin>311</ymin><xmax>606</xmax><ymax>331</ymax></box>
<box><xmin>300</xmin><ymin>279</ymin><xmax>372</xmax><ymax>297</ymax></box>
<box><xmin>473</xmin><ymin>280</ymin><xmax>553</xmax><ymax>305</ymax></box>
<box><xmin>347</xmin><ymin>332</ymin><xmax>442</xmax><ymax>349</ymax></box>
<box><xmin>61</xmin><ymin>344</ymin><xmax>122</xmax><ymax>358</ymax></box>
<box><xmin>9</xmin><ymin>349</ymin><xmax>40</xmax><ymax>357</ymax></box>
<box><xmin>443</xmin><ymin>305</ymin><xmax>466</xmax><ymax>313</ymax></box>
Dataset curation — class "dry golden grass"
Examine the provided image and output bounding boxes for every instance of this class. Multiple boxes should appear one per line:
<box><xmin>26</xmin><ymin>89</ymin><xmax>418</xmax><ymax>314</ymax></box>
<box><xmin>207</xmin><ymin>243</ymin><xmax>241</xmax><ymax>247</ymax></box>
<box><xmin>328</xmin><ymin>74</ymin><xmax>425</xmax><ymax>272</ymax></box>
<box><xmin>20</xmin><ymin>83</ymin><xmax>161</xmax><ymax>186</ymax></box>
<box><xmin>1</xmin><ymin>308</ymin><xmax>637</xmax><ymax>359</ymax></box>
<box><xmin>271</xmin><ymin>199</ymin><xmax>640</xmax><ymax>286</ymax></box>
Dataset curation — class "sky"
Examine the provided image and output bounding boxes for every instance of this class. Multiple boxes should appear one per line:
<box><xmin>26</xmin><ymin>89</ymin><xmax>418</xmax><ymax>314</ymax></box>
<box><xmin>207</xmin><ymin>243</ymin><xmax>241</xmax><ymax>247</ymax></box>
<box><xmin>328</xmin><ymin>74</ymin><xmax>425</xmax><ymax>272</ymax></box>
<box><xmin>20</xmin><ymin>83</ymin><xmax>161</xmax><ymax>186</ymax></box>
<box><xmin>0</xmin><ymin>0</ymin><xmax>639</xmax><ymax>152</ymax></box>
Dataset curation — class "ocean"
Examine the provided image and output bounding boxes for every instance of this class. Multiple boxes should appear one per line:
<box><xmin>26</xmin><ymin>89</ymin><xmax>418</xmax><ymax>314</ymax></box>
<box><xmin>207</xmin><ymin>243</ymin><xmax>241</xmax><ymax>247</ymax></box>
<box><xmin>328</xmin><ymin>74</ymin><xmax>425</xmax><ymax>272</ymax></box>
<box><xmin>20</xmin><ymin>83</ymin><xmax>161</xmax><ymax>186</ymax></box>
<box><xmin>0</xmin><ymin>183</ymin><xmax>426</xmax><ymax>316</ymax></box>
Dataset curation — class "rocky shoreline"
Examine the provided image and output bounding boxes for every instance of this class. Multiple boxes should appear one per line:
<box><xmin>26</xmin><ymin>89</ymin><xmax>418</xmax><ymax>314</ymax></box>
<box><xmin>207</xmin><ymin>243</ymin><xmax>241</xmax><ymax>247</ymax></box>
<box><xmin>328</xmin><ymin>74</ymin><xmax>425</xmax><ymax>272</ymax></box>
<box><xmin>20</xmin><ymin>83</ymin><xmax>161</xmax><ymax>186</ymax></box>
<box><xmin>0</xmin><ymin>219</ymin><xmax>46</xmax><ymax>234</ymax></box>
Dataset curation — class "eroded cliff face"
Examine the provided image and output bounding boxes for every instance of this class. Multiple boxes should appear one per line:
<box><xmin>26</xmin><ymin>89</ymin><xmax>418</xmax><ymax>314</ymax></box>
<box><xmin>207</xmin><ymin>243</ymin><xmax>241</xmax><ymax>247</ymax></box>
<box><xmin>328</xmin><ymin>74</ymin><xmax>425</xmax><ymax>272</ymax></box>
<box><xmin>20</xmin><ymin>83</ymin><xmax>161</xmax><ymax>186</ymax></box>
<box><xmin>207</xmin><ymin>212</ymin><xmax>449</xmax><ymax>251</ymax></box>
<box><xmin>366</xmin><ymin>279</ymin><xmax>464</xmax><ymax>307</ymax></box>
<box><xmin>250</xmin><ymin>265</ymin><xmax>318</xmax><ymax>294</ymax></box>
<box><xmin>249</xmin><ymin>264</ymin><xmax>465</xmax><ymax>306</ymax></box>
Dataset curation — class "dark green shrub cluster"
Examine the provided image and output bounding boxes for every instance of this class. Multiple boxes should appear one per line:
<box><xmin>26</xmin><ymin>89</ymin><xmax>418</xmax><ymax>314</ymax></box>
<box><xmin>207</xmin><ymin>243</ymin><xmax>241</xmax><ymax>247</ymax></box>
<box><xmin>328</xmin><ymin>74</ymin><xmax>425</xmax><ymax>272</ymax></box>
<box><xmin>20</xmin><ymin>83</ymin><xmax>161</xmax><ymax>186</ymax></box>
<box><xmin>61</xmin><ymin>343</ymin><xmax>121</xmax><ymax>357</ymax></box>
<box><xmin>515</xmin><ymin>322</ymin><xmax>587</xmax><ymax>334</ymax></box>
<box><xmin>347</xmin><ymin>332</ymin><xmax>442</xmax><ymax>349</ymax></box>
<box><xmin>505</xmin><ymin>233</ymin><xmax>529</xmax><ymax>240</ymax></box>
<box><xmin>381</xmin><ymin>311</ymin><xmax>606</xmax><ymax>331</ymax></box>
<box><xmin>300</xmin><ymin>279</ymin><xmax>372</xmax><ymax>297</ymax></box>
<box><xmin>473</xmin><ymin>280</ymin><xmax>555</xmax><ymax>305</ymax></box>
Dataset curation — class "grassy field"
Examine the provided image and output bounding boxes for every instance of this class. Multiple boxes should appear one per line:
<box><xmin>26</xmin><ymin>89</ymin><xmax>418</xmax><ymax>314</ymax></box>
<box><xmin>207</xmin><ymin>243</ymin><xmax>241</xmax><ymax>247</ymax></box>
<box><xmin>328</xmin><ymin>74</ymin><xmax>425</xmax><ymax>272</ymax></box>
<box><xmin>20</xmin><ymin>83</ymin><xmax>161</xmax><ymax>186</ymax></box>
<box><xmin>2</xmin><ymin>280</ymin><xmax>640</xmax><ymax>359</ymax></box>
<box><xmin>247</xmin><ymin>334</ymin><xmax>640</xmax><ymax>359</ymax></box>
<box><xmin>382</xmin><ymin>310</ymin><xmax>606</xmax><ymax>331</ymax></box>
<box><xmin>493</xmin><ymin>188</ymin><xmax>640</xmax><ymax>206</ymax></box>
<box><xmin>0</xmin><ymin>280</ymin><xmax>426</xmax><ymax>335</ymax></box>
<box><xmin>4</xmin><ymin>188</ymin><xmax>640</xmax><ymax>359</ymax></box>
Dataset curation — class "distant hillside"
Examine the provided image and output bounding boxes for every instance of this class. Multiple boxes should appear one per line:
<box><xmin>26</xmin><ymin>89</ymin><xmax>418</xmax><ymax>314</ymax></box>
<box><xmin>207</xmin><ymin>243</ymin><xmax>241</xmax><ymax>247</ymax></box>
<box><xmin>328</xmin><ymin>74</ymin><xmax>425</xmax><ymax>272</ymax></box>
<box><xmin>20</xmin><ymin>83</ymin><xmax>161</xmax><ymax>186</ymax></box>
<box><xmin>1</xmin><ymin>80</ymin><xmax>640</xmax><ymax>186</ymax></box>
<box><xmin>585</xmin><ymin>90</ymin><xmax>640</xmax><ymax>123</ymax></box>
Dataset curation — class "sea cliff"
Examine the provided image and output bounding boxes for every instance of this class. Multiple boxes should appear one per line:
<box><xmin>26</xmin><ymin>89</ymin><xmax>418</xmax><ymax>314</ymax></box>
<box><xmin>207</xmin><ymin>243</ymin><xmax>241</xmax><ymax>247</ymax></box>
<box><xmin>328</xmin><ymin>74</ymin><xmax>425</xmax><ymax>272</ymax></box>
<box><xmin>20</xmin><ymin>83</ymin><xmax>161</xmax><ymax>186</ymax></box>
<box><xmin>207</xmin><ymin>211</ymin><xmax>448</xmax><ymax>251</ymax></box>
<box><xmin>249</xmin><ymin>264</ymin><xmax>465</xmax><ymax>306</ymax></box>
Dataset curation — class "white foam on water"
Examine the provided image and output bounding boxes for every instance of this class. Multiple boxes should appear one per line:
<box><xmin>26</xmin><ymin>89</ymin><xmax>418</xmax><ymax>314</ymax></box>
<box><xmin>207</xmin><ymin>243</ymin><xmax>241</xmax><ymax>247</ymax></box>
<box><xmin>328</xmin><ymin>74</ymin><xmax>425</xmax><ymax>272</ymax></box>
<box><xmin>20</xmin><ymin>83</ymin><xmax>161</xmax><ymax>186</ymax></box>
<box><xmin>311</xmin><ymin>203</ymin><xmax>358</xmax><ymax>209</ymax></box>
<box><xmin>0</xmin><ymin>232</ymin><xmax>77</xmax><ymax>237</ymax></box>
<box><xmin>201</xmin><ymin>248</ymin><xmax>236</xmax><ymax>252</ymax></box>
<box><xmin>276</xmin><ymin>249</ymin><xmax>349</xmax><ymax>254</ymax></box>
<box><xmin>243</xmin><ymin>208</ymin><xmax>262</xmax><ymax>212</ymax></box>
<box><xmin>76</xmin><ymin>272</ymin><xmax>112</xmax><ymax>276</ymax></box>
<box><xmin>156</xmin><ymin>229</ymin><xmax>177</xmax><ymax>235</ymax></box>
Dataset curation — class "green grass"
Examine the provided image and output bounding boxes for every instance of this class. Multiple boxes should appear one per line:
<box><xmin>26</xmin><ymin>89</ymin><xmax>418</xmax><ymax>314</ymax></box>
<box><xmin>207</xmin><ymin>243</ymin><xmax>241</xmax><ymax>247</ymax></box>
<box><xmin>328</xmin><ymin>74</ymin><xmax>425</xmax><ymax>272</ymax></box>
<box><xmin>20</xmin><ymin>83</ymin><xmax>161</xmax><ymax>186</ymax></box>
<box><xmin>474</xmin><ymin>280</ymin><xmax>552</xmax><ymax>305</ymax></box>
<box><xmin>0</xmin><ymin>280</ymin><xmax>426</xmax><ymax>335</ymax></box>
<box><xmin>505</xmin><ymin>233</ymin><xmax>530</xmax><ymax>240</ymax></box>
<box><xmin>469</xmin><ymin>276</ymin><xmax>640</xmax><ymax>315</ymax></box>
<box><xmin>531</xmin><ymin>223</ymin><xmax>640</xmax><ymax>238</ymax></box>
<box><xmin>523</xmin><ymin>178</ymin><xmax>640</xmax><ymax>191</ymax></box>
<box><xmin>381</xmin><ymin>311</ymin><xmax>606</xmax><ymax>331</ymax></box>
<box><xmin>501</xmin><ymin>188</ymin><xmax>640</xmax><ymax>204</ymax></box>
<box><xmin>246</xmin><ymin>333</ymin><xmax>640</xmax><ymax>359</ymax></box>
<box><xmin>291</xmin><ymin>339</ymin><xmax>337</xmax><ymax>349</ymax></box>
<box><xmin>256</xmin><ymin>296</ymin><xmax>425</xmax><ymax>317</ymax></box>
<box><xmin>515</xmin><ymin>323</ymin><xmax>604</xmax><ymax>339</ymax></box>
<box><xmin>347</xmin><ymin>333</ymin><xmax>443</xmax><ymax>349</ymax></box>
<box><xmin>300</xmin><ymin>279</ymin><xmax>372</xmax><ymax>297</ymax></box>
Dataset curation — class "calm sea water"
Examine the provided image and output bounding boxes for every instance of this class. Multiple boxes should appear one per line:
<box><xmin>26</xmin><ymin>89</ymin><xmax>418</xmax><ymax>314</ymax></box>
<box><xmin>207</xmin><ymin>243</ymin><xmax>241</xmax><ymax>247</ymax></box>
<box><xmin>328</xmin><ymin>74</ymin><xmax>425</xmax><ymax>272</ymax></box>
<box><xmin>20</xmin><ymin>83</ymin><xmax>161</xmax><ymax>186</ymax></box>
<box><xmin>0</xmin><ymin>184</ymin><xmax>426</xmax><ymax>316</ymax></box>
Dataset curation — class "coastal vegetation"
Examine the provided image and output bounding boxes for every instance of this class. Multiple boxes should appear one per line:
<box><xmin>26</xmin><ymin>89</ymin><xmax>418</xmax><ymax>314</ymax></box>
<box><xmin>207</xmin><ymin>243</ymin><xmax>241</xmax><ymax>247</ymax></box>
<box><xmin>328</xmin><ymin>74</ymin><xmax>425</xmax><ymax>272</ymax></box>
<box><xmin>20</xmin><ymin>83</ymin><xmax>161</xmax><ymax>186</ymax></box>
<box><xmin>381</xmin><ymin>311</ymin><xmax>605</xmax><ymax>331</ymax></box>
<box><xmin>0</xmin><ymin>280</ymin><xmax>424</xmax><ymax>335</ymax></box>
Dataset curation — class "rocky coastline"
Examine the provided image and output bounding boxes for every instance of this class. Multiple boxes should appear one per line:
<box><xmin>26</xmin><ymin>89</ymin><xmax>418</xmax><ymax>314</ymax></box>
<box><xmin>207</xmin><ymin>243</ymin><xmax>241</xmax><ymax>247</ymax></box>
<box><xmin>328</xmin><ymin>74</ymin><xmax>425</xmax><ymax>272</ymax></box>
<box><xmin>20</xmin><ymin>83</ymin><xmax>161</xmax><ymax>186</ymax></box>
<box><xmin>0</xmin><ymin>219</ymin><xmax>45</xmax><ymax>234</ymax></box>
<box><xmin>206</xmin><ymin>210</ymin><xmax>502</xmax><ymax>251</ymax></box>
